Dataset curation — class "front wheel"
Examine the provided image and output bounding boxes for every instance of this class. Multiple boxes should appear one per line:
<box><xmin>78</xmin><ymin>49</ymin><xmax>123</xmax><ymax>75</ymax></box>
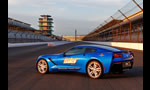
<box><xmin>87</xmin><ymin>61</ymin><xmax>103</xmax><ymax>79</ymax></box>
<box><xmin>37</xmin><ymin>59</ymin><xmax>49</xmax><ymax>74</ymax></box>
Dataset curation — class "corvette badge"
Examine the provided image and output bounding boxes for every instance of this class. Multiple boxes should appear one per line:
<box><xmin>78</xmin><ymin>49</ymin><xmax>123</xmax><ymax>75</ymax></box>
<box><xmin>99</xmin><ymin>53</ymin><xmax>104</xmax><ymax>57</ymax></box>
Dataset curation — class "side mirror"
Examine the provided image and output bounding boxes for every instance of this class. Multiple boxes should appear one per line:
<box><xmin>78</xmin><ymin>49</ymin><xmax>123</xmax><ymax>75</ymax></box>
<box><xmin>83</xmin><ymin>53</ymin><xmax>85</xmax><ymax>56</ymax></box>
<box><xmin>63</xmin><ymin>52</ymin><xmax>66</xmax><ymax>57</ymax></box>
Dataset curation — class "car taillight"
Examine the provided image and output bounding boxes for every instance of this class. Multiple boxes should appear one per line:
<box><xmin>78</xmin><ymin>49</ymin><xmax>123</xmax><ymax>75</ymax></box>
<box><xmin>113</xmin><ymin>54</ymin><xmax>123</xmax><ymax>58</ymax></box>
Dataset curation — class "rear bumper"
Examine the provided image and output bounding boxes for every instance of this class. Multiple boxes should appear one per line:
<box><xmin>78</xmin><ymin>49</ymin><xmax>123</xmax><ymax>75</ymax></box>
<box><xmin>122</xmin><ymin>61</ymin><xmax>133</xmax><ymax>69</ymax></box>
<box><xmin>109</xmin><ymin>60</ymin><xmax>134</xmax><ymax>73</ymax></box>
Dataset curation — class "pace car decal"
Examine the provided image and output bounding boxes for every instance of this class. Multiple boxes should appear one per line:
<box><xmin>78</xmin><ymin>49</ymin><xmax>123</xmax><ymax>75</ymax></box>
<box><xmin>63</xmin><ymin>58</ymin><xmax>79</xmax><ymax>64</ymax></box>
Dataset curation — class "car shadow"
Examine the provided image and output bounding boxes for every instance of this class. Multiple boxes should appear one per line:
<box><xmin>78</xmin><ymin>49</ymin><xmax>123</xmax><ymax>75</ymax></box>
<box><xmin>102</xmin><ymin>66</ymin><xmax>143</xmax><ymax>79</ymax></box>
<box><xmin>49</xmin><ymin>71</ymin><xmax>86</xmax><ymax>76</ymax></box>
<box><xmin>34</xmin><ymin>66</ymin><xmax>143</xmax><ymax>79</ymax></box>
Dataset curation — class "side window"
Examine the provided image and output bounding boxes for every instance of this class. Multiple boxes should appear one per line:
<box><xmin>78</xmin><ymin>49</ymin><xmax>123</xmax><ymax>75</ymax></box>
<box><xmin>65</xmin><ymin>47</ymin><xmax>85</xmax><ymax>55</ymax></box>
<box><xmin>85</xmin><ymin>48</ymin><xmax>97</xmax><ymax>53</ymax></box>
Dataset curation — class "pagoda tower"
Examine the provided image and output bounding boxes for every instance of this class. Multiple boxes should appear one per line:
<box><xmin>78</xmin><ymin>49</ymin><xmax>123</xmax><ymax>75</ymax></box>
<box><xmin>39</xmin><ymin>15</ymin><xmax>53</xmax><ymax>35</ymax></box>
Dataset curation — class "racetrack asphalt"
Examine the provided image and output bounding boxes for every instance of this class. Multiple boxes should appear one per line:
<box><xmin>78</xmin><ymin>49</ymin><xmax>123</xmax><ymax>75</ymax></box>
<box><xmin>8</xmin><ymin>41</ymin><xmax>143</xmax><ymax>90</ymax></box>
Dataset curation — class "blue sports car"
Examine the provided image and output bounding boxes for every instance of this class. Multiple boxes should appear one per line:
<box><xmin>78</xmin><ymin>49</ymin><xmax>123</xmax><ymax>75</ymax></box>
<box><xmin>35</xmin><ymin>44</ymin><xmax>134</xmax><ymax>79</ymax></box>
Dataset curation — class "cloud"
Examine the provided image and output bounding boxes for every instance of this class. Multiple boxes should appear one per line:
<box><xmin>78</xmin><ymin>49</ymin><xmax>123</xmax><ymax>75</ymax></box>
<box><xmin>8</xmin><ymin>0</ymin><xmax>130</xmax><ymax>36</ymax></box>
<box><xmin>53</xmin><ymin>18</ymin><xmax>99</xmax><ymax>36</ymax></box>
<box><xmin>8</xmin><ymin>0</ymin><xmax>68</xmax><ymax>16</ymax></box>
<box><xmin>88</xmin><ymin>16</ymin><xmax>109</xmax><ymax>22</ymax></box>
<box><xmin>57</xmin><ymin>0</ymin><xmax>129</xmax><ymax>8</ymax></box>
<box><xmin>8</xmin><ymin>0</ymin><xmax>20</xmax><ymax>5</ymax></box>
<box><xmin>8</xmin><ymin>0</ymin><xmax>129</xmax><ymax>8</ymax></box>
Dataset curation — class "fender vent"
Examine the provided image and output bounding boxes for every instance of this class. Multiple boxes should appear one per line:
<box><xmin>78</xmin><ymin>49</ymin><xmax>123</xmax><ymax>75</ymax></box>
<box><xmin>49</xmin><ymin>58</ymin><xmax>57</xmax><ymax>65</ymax></box>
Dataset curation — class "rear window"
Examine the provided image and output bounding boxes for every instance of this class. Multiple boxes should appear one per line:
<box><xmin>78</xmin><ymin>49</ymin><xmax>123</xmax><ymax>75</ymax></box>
<box><xmin>98</xmin><ymin>45</ymin><xmax>122</xmax><ymax>52</ymax></box>
<box><xmin>85</xmin><ymin>48</ymin><xmax>97</xmax><ymax>53</ymax></box>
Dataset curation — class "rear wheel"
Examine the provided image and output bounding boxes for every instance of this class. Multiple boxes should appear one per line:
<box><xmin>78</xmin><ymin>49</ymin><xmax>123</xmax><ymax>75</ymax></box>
<box><xmin>37</xmin><ymin>59</ymin><xmax>49</xmax><ymax>74</ymax></box>
<box><xmin>87</xmin><ymin>61</ymin><xmax>103</xmax><ymax>79</ymax></box>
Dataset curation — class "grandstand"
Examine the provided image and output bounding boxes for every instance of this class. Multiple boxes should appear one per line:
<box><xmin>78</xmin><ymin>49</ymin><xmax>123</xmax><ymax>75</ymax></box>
<box><xmin>82</xmin><ymin>0</ymin><xmax>143</xmax><ymax>43</ymax></box>
<box><xmin>8</xmin><ymin>17</ymin><xmax>56</xmax><ymax>43</ymax></box>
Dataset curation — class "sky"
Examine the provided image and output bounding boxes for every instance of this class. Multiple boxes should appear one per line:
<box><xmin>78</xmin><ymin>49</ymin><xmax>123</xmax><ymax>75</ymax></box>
<box><xmin>8</xmin><ymin>0</ymin><xmax>130</xmax><ymax>36</ymax></box>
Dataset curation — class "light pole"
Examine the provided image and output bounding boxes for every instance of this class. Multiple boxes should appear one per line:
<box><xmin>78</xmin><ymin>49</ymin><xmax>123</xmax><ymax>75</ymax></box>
<box><xmin>75</xmin><ymin>29</ymin><xmax>77</xmax><ymax>41</ymax></box>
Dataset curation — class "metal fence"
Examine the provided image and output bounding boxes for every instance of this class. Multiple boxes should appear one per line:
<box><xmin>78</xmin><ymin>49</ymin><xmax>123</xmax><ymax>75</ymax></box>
<box><xmin>83</xmin><ymin>0</ymin><xmax>143</xmax><ymax>43</ymax></box>
<box><xmin>8</xmin><ymin>29</ymin><xmax>55</xmax><ymax>43</ymax></box>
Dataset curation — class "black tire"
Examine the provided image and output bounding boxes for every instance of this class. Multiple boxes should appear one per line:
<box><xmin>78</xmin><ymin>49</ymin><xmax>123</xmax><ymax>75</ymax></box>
<box><xmin>87</xmin><ymin>60</ymin><xmax>103</xmax><ymax>79</ymax></box>
<box><xmin>37</xmin><ymin>59</ymin><xmax>49</xmax><ymax>74</ymax></box>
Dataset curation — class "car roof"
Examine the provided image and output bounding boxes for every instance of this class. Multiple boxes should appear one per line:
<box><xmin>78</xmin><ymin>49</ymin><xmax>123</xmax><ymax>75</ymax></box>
<box><xmin>75</xmin><ymin>44</ymin><xmax>122</xmax><ymax>52</ymax></box>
